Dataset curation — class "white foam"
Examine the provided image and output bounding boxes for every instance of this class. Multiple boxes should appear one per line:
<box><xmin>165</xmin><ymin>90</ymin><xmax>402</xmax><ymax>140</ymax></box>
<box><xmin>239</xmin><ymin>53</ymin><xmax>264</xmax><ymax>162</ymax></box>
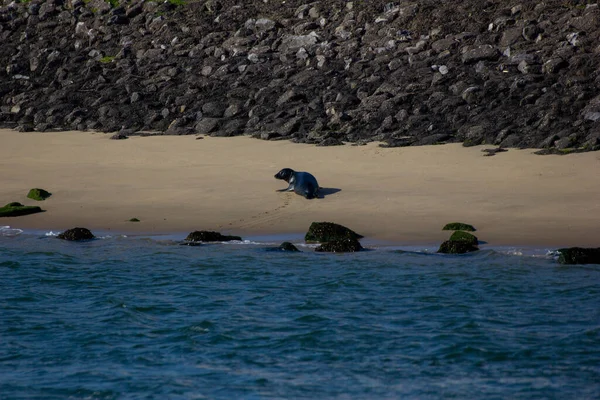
<box><xmin>45</xmin><ymin>231</ymin><xmax>59</xmax><ymax>237</ymax></box>
<box><xmin>0</xmin><ymin>226</ymin><xmax>23</xmax><ymax>237</ymax></box>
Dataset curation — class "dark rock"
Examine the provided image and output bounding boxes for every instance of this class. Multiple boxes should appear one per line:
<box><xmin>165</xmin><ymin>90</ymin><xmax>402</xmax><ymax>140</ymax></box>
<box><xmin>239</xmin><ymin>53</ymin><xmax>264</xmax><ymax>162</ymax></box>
<box><xmin>0</xmin><ymin>202</ymin><xmax>43</xmax><ymax>217</ymax></box>
<box><xmin>185</xmin><ymin>231</ymin><xmax>242</xmax><ymax>242</ymax></box>
<box><xmin>305</xmin><ymin>222</ymin><xmax>363</xmax><ymax>243</ymax></box>
<box><xmin>315</xmin><ymin>237</ymin><xmax>364</xmax><ymax>253</ymax></box>
<box><xmin>461</xmin><ymin>45</ymin><xmax>500</xmax><ymax>64</ymax></box>
<box><xmin>557</xmin><ymin>247</ymin><xmax>600</xmax><ymax>265</ymax></box>
<box><xmin>0</xmin><ymin>0</ymin><xmax>598</xmax><ymax>153</ymax></box>
<box><xmin>57</xmin><ymin>227</ymin><xmax>95</xmax><ymax>241</ymax></box>
<box><xmin>437</xmin><ymin>240</ymin><xmax>479</xmax><ymax>254</ymax></box>
<box><xmin>448</xmin><ymin>231</ymin><xmax>478</xmax><ymax>246</ymax></box>
<box><xmin>195</xmin><ymin>118</ymin><xmax>220</xmax><ymax>134</ymax></box>
<box><xmin>27</xmin><ymin>188</ymin><xmax>52</xmax><ymax>201</ymax></box>
<box><xmin>279</xmin><ymin>241</ymin><xmax>299</xmax><ymax>252</ymax></box>
<box><xmin>442</xmin><ymin>222</ymin><xmax>476</xmax><ymax>232</ymax></box>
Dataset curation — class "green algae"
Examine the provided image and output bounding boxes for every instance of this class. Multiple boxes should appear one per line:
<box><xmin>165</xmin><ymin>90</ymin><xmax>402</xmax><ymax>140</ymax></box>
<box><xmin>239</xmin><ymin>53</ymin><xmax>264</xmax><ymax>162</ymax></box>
<box><xmin>27</xmin><ymin>188</ymin><xmax>52</xmax><ymax>201</ymax></box>
<box><xmin>0</xmin><ymin>202</ymin><xmax>43</xmax><ymax>217</ymax></box>
<box><xmin>442</xmin><ymin>222</ymin><xmax>476</xmax><ymax>232</ymax></box>
<box><xmin>449</xmin><ymin>231</ymin><xmax>478</xmax><ymax>246</ymax></box>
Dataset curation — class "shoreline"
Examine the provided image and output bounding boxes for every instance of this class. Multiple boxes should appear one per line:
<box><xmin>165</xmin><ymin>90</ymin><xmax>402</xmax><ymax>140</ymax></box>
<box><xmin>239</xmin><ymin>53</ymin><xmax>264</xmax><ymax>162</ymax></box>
<box><xmin>1</xmin><ymin>129</ymin><xmax>600</xmax><ymax>248</ymax></box>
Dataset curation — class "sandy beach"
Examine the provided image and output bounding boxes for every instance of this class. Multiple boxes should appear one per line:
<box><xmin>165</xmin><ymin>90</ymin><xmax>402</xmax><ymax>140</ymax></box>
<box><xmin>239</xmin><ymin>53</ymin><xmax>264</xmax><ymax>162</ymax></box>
<box><xmin>1</xmin><ymin>129</ymin><xmax>599</xmax><ymax>247</ymax></box>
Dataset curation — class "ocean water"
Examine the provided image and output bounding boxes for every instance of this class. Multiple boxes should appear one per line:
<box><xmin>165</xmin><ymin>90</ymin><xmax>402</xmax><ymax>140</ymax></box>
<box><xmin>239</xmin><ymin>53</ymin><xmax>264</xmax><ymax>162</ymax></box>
<box><xmin>1</xmin><ymin>227</ymin><xmax>599</xmax><ymax>399</ymax></box>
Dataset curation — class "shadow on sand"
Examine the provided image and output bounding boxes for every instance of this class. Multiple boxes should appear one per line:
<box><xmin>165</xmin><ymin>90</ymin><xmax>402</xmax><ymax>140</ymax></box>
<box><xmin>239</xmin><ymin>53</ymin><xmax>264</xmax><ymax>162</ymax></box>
<box><xmin>318</xmin><ymin>187</ymin><xmax>341</xmax><ymax>198</ymax></box>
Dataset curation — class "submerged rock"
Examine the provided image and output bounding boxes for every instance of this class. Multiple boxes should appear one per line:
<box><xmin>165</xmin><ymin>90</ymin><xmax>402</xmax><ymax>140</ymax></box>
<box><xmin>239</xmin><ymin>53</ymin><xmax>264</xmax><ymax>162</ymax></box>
<box><xmin>442</xmin><ymin>222</ymin><xmax>476</xmax><ymax>232</ymax></box>
<box><xmin>57</xmin><ymin>227</ymin><xmax>95</xmax><ymax>241</ymax></box>
<box><xmin>557</xmin><ymin>247</ymin><xmax>600</xmax><ymax>265</ymax></box>
<box><xmin>279</xmin><ymin>241</ymin><xmax>299</xmax><ymax>252</ymax></box>
<box><xmin>0</xmin><ymin>202</ymin><xmax>43</xmax><ymax>217</ymax></box>
<box><xmin>315</xmin><ymin>237</ymin><xmax>364</xmax><ymax>253</ymax></box>
<box><xmin>185</xmin><ymin>230</ymin><xmax>242</xmax><ymax>242</ymax></box>
<box><xmin>27</xmin><ymin>188</ymin><xmax>52</xmax><ymax>201</ymax></box>
<box><xmin>305</xmin><ymin>222</ymin><xmax>363</xmax><ymax>243</ymax></box>
<box><xmin>437</xmin><ymin>240</ymin><xmax>479</xmax><ymax>254</ymax></box>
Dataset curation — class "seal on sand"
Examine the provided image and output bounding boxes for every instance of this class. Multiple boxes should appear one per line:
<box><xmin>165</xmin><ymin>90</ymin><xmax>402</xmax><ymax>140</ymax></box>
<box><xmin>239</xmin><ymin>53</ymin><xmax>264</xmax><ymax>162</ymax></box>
<box><xmin>274</xmin><ymin>168</ymin><xmax>319</xmax><ymax>199</ymax></box>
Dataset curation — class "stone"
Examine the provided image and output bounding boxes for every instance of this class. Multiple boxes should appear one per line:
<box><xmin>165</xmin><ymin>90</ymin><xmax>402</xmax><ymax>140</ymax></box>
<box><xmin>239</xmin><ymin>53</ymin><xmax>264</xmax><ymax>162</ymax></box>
<box><xmin>442</xmin><ymin>222</ymin><xmax>476</xmax><ymax>232</ymax></box>
<box><xmin>279</xmin><ymin>242</ymin><xmax>299</xmax><ymax>252</ymax></box>
<box><xmin>448</xmin><ymin>231</ymin><xmax>478</xmax><ymax>246</ymax></box>
<box><xmin>305</xmin><ymin>222</ymin><xmax>363</xmax><ymax>243</ymax></box>
<box><xmin>461</xmin><ymin>45</ymin><xmax>500</xmax><ymax>64</ymax></box>
<box><xmin>57</xmin><ymin>227</ymin><xmax>95</xmax><ymax>241</ymax></box>
<box><xmin>184</xmin><ymin>231</ymin><xmax>242</xmax><ymax>242</ymax></box>
<box><xmin>557</xmin><ymin>247</ymin><xmax>600</xmax><ymax>265</ymax></box>
<box><xmin>437</xmin><ymin>240</ymin><xmax>479</xmax><ymax>254</ymax></box>
<box><xmin>0</xmin><ymin>202</ymin><xmax>43</xmax><ymax>217</ymax></box>
<box><xmin>27</xmin><ymin>188</ymin><xmax>52</xmax><ymax>201</ymax></box>
<box><xmin>315</xmin><ymin>237</ymin><xmax>364</xmax><ymax>253</ymax></box>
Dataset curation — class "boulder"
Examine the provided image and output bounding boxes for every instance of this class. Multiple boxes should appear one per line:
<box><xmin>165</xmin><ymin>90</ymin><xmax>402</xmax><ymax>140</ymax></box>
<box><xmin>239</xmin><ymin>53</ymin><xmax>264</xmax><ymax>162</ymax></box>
<box><xmin>27</xmin><ymin>188</ymin><xmax>52</xmax><ymax>201</ymax></box>
<box><xmin>305</xmin><ymin>222</ymin><xmax>363</xmax><ymax>243</ymax></box>
<box><xmin>0</xmin><ymin>202</ymin><xmax>43</xmax><ymax>217</ymax></box>
<box><xmin>279</xmin><ymin>241</ymin><xmax>299</xmax><ymax>252</ymax></box>
<box><xmin>557</xmin><ymin>247</ymin><xmax>600</xmax><ymax>265</ymax></box>
<box><xmin>442</xmin><ymin>222</ymin><xmax>476</xmax><ymax>232</ymax></box>
<box><xmin>185</xmin><ymin>231</ymin><xmax>242</xmax><ymax>242</ymax></box>
<box><xmin>315</xmin><ymin>237</ymin><xmax>364</xmax><ymax>253</ymax></box>
<box><xmin>57</xmin><ymin>227</ymin><xmax>95</xmax><ymax>241</ymax></box>
<box><xmin>448</xmin><ymin>231</ymin><xmax>478</xmax><ymax>246</ymax></box>
<box><xmin>437</xmin><ymin>240</ymin><xmax>479</xmax><ymax>254</ymax></box>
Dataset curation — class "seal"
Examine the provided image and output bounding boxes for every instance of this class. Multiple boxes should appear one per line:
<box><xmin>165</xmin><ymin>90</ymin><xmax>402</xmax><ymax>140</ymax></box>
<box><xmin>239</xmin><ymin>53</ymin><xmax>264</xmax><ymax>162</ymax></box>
<box><xmin>274</xmin><ymin>168</ymin><xmax>319</xmax><ymax>199</ymax></box>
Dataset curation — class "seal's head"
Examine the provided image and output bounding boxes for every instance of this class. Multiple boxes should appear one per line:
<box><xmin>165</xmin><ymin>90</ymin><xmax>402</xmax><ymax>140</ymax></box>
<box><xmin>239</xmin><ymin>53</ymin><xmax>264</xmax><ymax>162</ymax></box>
<box><xmin>274</xmin><ymin>168</ymin><xmax>295</xmax><ymax>183</ymax></box>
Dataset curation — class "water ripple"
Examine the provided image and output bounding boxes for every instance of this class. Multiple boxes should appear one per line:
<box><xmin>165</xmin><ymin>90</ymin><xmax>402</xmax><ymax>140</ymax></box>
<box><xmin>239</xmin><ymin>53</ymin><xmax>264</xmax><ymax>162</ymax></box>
<box><xmin>0</xmin><ymin>234</ymin><xmax>599</xmax><ymax>398</ymax></box>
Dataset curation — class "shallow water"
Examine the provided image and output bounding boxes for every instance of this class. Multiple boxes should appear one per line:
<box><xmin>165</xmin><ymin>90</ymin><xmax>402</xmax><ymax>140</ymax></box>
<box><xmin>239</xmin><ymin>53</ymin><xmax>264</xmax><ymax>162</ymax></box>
<box><xmin>1</xmin><ymin>230</ymin><xmax>599</xmax><ymax>399</ymax></box>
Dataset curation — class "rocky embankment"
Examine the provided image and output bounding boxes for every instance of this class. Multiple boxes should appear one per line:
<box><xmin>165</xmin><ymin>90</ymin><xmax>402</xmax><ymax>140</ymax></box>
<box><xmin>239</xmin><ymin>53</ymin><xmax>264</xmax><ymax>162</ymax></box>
<box><xmin>1</xmin><ymin>0</ymin><xmax>599</xmax><ymax>151</ymax></box>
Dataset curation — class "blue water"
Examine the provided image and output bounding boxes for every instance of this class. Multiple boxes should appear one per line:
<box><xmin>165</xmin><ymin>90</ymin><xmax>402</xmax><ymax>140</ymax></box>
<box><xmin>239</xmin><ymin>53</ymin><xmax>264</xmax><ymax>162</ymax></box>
<box><xmin>1</xmin><ymin>228</ymin><xmax>599</xmax><ymax>399</ymax></box>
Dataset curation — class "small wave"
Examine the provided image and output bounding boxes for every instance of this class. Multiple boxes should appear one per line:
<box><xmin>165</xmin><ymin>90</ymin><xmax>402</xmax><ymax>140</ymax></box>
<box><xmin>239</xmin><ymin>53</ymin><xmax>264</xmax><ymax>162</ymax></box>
<box><xmin>0</xmin><ymin>226</ymin><xmax>23</xmax><ymax>237</ymax></box>
<box><xmin>45</xmin><ymin>231</ymin><xmax>59</xmax><ymax>237</ymax></box>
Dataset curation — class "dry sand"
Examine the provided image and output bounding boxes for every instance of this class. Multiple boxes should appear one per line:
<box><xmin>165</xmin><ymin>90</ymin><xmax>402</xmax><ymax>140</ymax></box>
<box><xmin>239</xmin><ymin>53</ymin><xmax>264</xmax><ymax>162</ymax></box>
<box><xmin>1</xmin><ymin>129</ymin><xmax>599</xmax><ymax>247</ymax></box>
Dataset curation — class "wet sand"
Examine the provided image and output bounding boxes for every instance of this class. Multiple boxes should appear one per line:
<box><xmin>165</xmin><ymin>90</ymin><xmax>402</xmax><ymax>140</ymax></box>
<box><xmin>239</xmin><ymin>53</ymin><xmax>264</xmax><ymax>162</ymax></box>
<box><xmin>1</xmin><ymin>129</ymin><xmax>599</xmax><ymax>247</ymax></box>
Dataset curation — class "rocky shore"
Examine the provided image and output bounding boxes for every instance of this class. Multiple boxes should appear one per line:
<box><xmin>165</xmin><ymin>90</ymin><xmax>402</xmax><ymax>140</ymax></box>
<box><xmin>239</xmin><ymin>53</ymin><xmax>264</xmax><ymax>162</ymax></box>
<box><xmin>1</xmin><ymin>0</ymin><xmax>599</xmax><ymax>151</ymax></box>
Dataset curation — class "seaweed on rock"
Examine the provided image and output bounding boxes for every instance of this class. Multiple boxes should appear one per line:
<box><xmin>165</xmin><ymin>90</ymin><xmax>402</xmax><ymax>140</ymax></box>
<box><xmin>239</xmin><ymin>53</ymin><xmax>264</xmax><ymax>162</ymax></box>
<box><xmin>0</xmin><ymin>202</ymin><xmax>43</xmax><ymax>217</ymax></box>
<box><xmin>305</xmin><ymin>222</ymin><xmax>363</xmax><ymax>243</ymax></box>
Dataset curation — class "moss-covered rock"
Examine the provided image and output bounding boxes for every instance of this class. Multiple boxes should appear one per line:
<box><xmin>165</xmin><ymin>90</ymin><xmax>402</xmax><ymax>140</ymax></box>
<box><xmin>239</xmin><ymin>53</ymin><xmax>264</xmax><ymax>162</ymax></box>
<box><xmin>315</xmin><ymin>237</ymin><xmax>364</xmax><ymax>253</ymax></box>
<box><xmin>279</xmin><ymin>242</ymin><xmax>299</xmax><ymax>252</ymax></box>
<box><xmin>185</xmin><ymin>230</ymin><xmax>242</xmax><ymax>242</ymax></box>
<box><xmin>557</xmin><ymin>247</ymin><xmax>600</xmax><ymax>265</ymax></box>
<box><xmin>27</xmin><ymin>188</ymin><xmax>52</xmax><ymax>201</ymax></box>
<box><xmin>442</xmin><ymin>222</ymin><xmax>476</xmax><ymax>232</ymax></box>
<box><xmin>305</xmin><ymin>222</ymin><xmax>363</xmax><ymax>243</ymax></box>
<box><xmin>449</xmin><ymin>231</ymin><xmax>478</xmax><ymax>246</ymax></box>
<box><xmin>57</xmin><ymin>227</ymin><xmax>95</xmax><ymax>241</ymax></box>
<box><xmin>0</xmin><ymin>202</ymin><xmax>43</xmax><ymax>217</ymax></box>
<box><xmin>437</xmin><ymin>240</ymin><xmax>479</xmax><ymax>254</ymax></box>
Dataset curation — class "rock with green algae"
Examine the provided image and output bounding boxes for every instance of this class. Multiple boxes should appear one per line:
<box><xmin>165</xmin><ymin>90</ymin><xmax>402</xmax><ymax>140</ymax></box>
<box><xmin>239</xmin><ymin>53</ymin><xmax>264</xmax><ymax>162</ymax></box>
<box><xmin>305</xmin><ymin>222</ymin><xmax>363</xmax><ymax>243</ymax></box>
<box><xmin>442</xmin><ymin>222</ymin><xmax>476</xmax><ymax>232</ymax></box>
<box><xmin>449</xmin><ymin>231</ymin><xmax>478</xmax><ymax>246</ymax></box>
<box><xmin>437</xmin><ymin>240</ymin><xmax>479</xmax><ymax>254</ymax></box>
<box><xmin>0</xmin><ymin>202</ymin><xmax>43</xmax><ymax>217</ymax></box>
<box><xmin>315</xmin><ymin>237</ymin><xmax>364</xmax><ymax>253</ymax></box>
<box><xmin>57</xmin><ymin>227</ymin><xmax>95</xmax><ymax>241</ymax></box>
<box><xmin>279</xmin><ymin>242</ymin><xmax>299</xmax><ymax>252</ymax></box>
<box><xmin>557</xmin><ymin>247</ymin><xmax>600</xmax><ymax>265</ymax></box>
<box><xmin>27</xmin><ymin>188</ymin><xmax>52</xmax><ymax>201</ymax></box>
<box><xmin>185</xmin><ymin>231</ymin><xmax>242</xmax><ymax>242</ymax></box>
